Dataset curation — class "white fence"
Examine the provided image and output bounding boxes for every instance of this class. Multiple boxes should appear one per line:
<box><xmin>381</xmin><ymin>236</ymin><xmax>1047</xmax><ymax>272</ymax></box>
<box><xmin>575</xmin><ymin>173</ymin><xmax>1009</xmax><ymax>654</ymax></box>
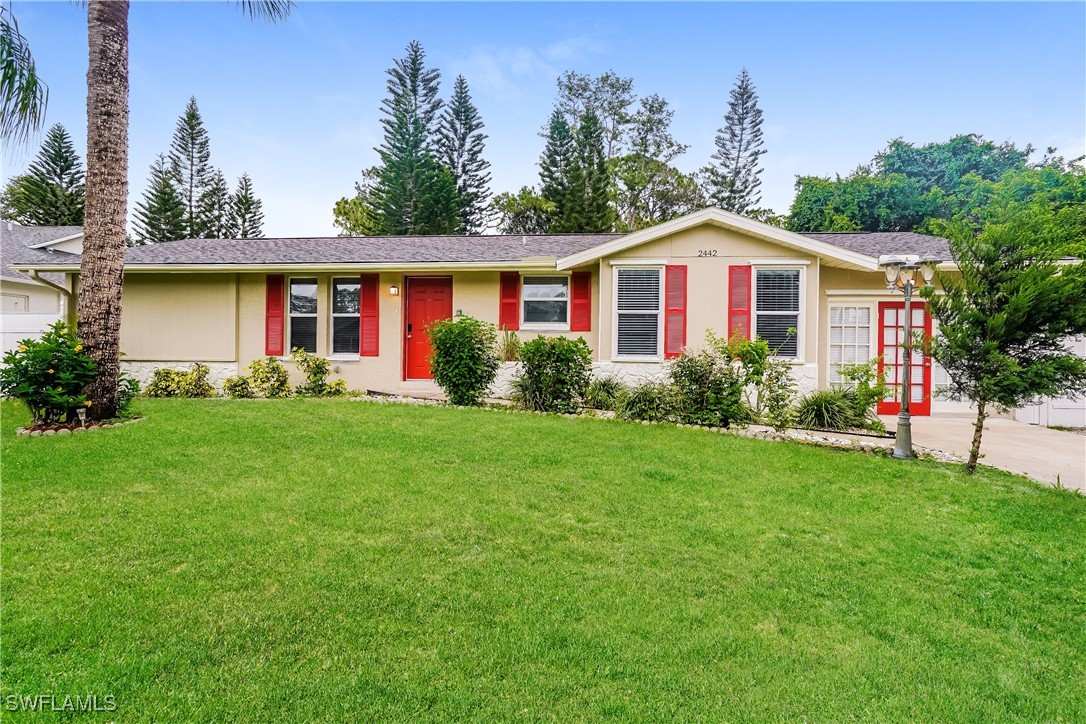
<box><xmin>1</xmin><ymin>313</ymin><xmax>63</xmax><ymax>357</ymax></box>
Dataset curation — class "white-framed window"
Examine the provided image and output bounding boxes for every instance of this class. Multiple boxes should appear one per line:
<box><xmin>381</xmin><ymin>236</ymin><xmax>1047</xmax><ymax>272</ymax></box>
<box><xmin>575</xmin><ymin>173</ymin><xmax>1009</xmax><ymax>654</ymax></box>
<box><xmin>331</xmin><ymin>277</ymin><xmax>360</xmax><ymax>355</ymax></box>
<box><xmin>288</xmin><ymin>277</ymin><xmax>318</xmax><ymax>354</ymax></box>
<box><xmin>828</xmin><ymin>305</ymin><xmax>872</xmax><ymax>382</ymax></box>
<box><xmin>615</xmin><ymin>267</ymin><xmax>662</xmax><ymax>359</ymax></box>
<box><xmin>521</xmin><ymin>275</ymin><xmax>569</xmax><ymax>328</ymax></box>
<box><xmin>754</xmin><ymin>268</ymin><xmax>801</xmax><ymax>358</ymax></box>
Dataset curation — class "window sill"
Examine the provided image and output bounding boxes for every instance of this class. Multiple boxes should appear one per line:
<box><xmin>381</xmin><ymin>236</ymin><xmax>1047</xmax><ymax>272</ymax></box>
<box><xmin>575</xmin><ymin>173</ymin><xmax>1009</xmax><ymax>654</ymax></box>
<box><xmin>328</xmin><ymin>354</ymin><xmax>361</xmax><ymax>362</ymax></box>
<box><xmin>520</xmin><ymin>324</ymin><xmax>570</xmax><ymax>333</ymax></box>
<box><xmin>610</xmin><ymin>356</ymin><xmax>663</xmax><ymax>364</ymax></box>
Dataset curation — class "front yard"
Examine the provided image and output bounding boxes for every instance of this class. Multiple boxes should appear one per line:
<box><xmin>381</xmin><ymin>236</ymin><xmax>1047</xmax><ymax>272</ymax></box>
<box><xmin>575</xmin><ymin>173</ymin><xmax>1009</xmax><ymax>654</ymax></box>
<box><xmin>2</xmin><ymin>398</ymin><xmax>1083</xmax><ymax>720</ymax></box>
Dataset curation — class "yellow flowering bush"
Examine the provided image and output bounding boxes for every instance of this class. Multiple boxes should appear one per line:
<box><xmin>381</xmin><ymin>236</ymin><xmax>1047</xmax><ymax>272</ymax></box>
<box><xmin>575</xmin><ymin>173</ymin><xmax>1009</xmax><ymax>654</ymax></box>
<box><xmin>0</xmin><ymin>322</ymin><xmax>96</xmax><ymax>425</ymax></box>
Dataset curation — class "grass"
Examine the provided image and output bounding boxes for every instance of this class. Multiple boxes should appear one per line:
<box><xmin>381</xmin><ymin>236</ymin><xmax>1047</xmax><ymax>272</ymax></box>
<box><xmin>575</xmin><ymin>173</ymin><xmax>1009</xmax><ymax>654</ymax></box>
<box><xmin>2</xmin><ymin>398</ymin><xmax>1084</xmax><ymax>721</ymax></box>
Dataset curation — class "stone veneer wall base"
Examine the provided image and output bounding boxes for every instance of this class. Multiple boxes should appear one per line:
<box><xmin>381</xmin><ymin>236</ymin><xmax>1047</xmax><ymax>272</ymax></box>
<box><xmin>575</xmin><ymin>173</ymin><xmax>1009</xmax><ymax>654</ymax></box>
<box><xmin>121</xmin><ymin>361</ymin><xmax>239</xmax><ymax>392</ymax></box>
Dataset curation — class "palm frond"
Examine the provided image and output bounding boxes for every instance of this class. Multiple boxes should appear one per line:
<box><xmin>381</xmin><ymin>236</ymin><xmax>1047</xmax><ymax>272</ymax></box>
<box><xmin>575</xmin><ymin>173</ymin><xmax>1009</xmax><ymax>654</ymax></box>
<box><xmin>234</xmin><ymin>0</ymin><xmax>293</xmax><ymax>23</ymax></box>
<box><xmin>0</xmin><ymin>3</ymin><xmax>48</xmax><ymax>145</ymax></box>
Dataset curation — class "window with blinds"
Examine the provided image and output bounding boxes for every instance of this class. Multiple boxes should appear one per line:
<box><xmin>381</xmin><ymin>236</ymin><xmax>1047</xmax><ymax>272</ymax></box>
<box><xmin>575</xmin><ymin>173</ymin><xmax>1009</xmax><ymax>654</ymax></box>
<box><xmin>331</xmin><ymin>278</ymin><xmax>361</xmax><ymax>355</ymax></box>
<box><xmin>616</xmin><ymin>268</ymin><xmax>661</xmax><ymax>357</ymax></box>
<box><xmin>289</xmin><ymin>278</ymin><xmax>318</xmax><ymax>354</ymax></box>
<box><xmin>828</xmin><ymin>305</ymin><xmax>871</xmax><ymax>382</ymax></box>
<box><xmin>754</xmin><ymin>268</ymin><xmax>800</xmax><ymax>357</ymax></box>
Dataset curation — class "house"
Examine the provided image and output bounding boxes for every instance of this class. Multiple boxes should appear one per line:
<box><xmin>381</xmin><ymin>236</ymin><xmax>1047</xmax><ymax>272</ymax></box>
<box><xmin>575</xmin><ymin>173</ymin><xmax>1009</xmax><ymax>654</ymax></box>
<box><xmin>10</xmin><ymin>208</ymin><xmax>1081</xmax><ymax>420</ymax></box>
<box><xmin>0</xmin><ymin>223</ymin><xmax>83</xmax><ymax>355</ymax></box>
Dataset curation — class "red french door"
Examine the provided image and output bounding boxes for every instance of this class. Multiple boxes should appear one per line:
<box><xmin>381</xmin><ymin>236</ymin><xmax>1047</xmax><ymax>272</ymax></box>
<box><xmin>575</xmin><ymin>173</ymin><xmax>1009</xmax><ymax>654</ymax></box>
<box><xmin>877</xmin><ymin>301</ymin><xmax>933</xmax><ymax>416</ymax></box>
<box><xmin>404</xmin><ymin>277</ymin><xmax>453</xmax><ymax>380</ymax></box>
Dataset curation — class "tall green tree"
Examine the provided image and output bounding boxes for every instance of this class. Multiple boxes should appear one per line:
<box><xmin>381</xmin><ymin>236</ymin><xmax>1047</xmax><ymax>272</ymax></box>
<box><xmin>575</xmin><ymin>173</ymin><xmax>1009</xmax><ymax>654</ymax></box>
<box><xmin>490</xmin><ymin>186</ymin><xmax>555</xmax><ymax>235</ymax></box>
<box><xmin>372</xmin><ymin>40</ymin><xmax>459</xmax><ymax>235</ymax></box>
<box><xmin>563</xmin><ymin>108</ymin><xmax>613</xmax><ymax>233</ymax></box>
<box><xmin>437</xmin><ymin>75</ymin><xmax>492</xmax><ymax>234</ymax></box>
<box><xmin>704</xmin><ymin>68</ymin><xmax>766</xmax><ymax>214</ymax></box>
<box><xmin>333</xmin><ymin>166</ymin><xmax>380</xmax><ymax>236</ymax></box>
<box><xmin>923</xmin><ymin>207</ymin><xmax>1086</xmax><ymax>473</ymax></box>
<box><xmin>196</xmin><ymin>168</ymin><xmax>234</xmax><ymax>238</ymax></box>
<box><xmin>132</xmin><ymin>154</ymin><xmax>185</xmax><ymax>244</ymax></box>
<box><xmin>229</xmin><ymin>172</ymin><xmax>264</xmax><ymax>239</ymax></box>
<box><xmin>0</xmin><ymin>3</ymin><xmax>48</xmax><ymax>144</ymax></box>
<box><xmin>2</xmin><ymin>122</ymin><xmax>84</xmax><ymax>225</ymax></box>
<box><xmin>611</xmin><ymin>94</ymin><xmax>702</xmax><ymax>231</ymax></box>
<box><xmin>168</xmin><ymin>96</ymin><xmax>212</xmax><ymax>238</ymax></box>
<box><xmin>556</xmin><ymin>70</ymin><xmax>635</xmax><ymax>160</ymax></box>
<box><xmin>538</xmin><ymin>108</ymin><xmax>574</xmax><ymax>228</ymax></box>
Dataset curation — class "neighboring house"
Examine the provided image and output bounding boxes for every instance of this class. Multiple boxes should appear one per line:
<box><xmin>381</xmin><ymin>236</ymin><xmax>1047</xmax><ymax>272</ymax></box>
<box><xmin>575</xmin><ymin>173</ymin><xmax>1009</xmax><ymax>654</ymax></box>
<box><xmin>1015</xmin><ymin>337</ymin><xmax>1086</xmax><ymax>428</ymax></box>
<box><xmin>0</xmin><ymin>223</ymin><xmax>82</xmax><ymax>355</ymax></box>
<box><xmin>10</xmin><ymin>208</ymin><xmax>1085</xmax><ymax>422</ymax></box>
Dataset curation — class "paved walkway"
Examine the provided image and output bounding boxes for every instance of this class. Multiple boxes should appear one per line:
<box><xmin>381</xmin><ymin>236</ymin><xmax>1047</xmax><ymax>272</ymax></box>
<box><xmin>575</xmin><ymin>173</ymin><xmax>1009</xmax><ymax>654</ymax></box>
<box><xmin>882</xmin><ymin>414</ymin><xmax>1086</xmax><ymax>492</ymax></box>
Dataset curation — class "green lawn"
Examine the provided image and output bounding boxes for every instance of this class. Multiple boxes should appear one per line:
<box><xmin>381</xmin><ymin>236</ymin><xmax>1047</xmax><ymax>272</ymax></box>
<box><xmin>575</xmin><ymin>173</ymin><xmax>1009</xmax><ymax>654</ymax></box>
<box><xmin>2</xmin><ymin>398</ymin><xmax>1083</xmax><ymax>721</ymax></box>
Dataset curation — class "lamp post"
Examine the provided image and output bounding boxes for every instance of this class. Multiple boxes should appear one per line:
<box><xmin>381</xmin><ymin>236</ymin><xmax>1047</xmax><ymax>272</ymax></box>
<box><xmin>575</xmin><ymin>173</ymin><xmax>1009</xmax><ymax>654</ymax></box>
<box><xmin>878</xmin><ymin>254</ymin><xmax>942</xmax><ymax>459</ymax></box>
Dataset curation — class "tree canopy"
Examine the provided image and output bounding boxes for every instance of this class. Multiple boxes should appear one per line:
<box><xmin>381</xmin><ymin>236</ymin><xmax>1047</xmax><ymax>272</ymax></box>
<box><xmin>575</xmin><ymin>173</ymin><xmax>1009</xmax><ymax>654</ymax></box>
<box><xmin>1</xmin><ymin>122</ymin><xmax>84</xmax><ymax>225</ymax></box>
<box><xmin>786</xmin><ymin>134</ymin><xmax>1037</xmax><ymax>232</ymax></box>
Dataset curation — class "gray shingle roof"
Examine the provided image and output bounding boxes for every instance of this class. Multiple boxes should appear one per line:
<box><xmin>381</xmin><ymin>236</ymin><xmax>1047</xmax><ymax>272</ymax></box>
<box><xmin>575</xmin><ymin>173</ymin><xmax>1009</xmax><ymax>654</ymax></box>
<box><xmin>802</xmin><ymin>231</ymin><xmax>952</xmax><ymax>260</ymax></box>
<box><xmin>120</xmin><ymin>233</ymin><xmax>625</xmax><ymax>265</ymax></box>
<box><xmin>0</xmin><ymin>224</ymin><xmax>81</xmax><ymax>285</ymax></box>
<box><xmin>6</xmin><ymin>225</ymin><xmax>953</xmax><ymax>270</ymax></box>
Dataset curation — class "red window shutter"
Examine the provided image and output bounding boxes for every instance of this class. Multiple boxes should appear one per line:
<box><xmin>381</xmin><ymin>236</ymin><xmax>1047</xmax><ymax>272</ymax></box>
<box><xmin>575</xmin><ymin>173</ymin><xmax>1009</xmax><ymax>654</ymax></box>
<box><xmin>499</xmin><ymin>272</ymin><xmax>520</xmax><ymax>331</ymax></box>
<box><xmin>728</xmin><ymin>265</ymin><xmax>752</xmax><ymax>339</ymax></box>
<box><xmin>664</xmin><ymin>265</ymin><xmax>687</xmax><ymax>359</ymax></box>
<box><xmin>265</xmin><ymin>274</ymin><xmax>285</xmax><ymax>356</ymax></box>
<box><xmin>570</xmin><ymin>271</ymin><xmax>592</xmax><ymax>332</ymax></box>
<box><xmin>359</xmin><ymin>273</ymin><xmax>379</xmax><ymax>356</ymax></box>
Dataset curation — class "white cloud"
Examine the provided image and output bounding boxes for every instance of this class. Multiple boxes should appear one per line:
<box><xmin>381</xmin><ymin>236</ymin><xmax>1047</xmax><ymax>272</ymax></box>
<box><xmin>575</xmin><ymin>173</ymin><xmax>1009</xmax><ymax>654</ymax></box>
<box><xmin>446</xmin><ymin>34</ymin><xmax>608</xmax><ymax>99</ymax></box>
<box><xmin>543</xmin><ymin>35</ymin><xmax>607</xmax><ymax>62</ymax></box>
<box><xmin>448</xmin><ymin>46</ymin><xmax>555</xmax><ymax>98</ymax></box>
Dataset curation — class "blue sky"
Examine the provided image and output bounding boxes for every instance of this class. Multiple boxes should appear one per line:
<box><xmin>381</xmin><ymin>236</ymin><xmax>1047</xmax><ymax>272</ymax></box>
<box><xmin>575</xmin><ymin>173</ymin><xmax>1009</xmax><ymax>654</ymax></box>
<box><xmin>4</xmin><ymin>1</ymin><xmax>1084</xmax><ymax>237</ymax></box>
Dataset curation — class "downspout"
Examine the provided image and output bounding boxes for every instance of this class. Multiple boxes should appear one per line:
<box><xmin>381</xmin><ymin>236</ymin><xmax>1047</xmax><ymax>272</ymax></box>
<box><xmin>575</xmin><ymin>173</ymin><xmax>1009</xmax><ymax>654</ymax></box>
<box><xmin>28</xmin><ymin>270</ymin><xmax>70</xmax><ymax>298</ymax></box>
<box><xmin>29</xmin><ymin>270</ymin><xmax>73</xmax><ymax>320</ymax></box>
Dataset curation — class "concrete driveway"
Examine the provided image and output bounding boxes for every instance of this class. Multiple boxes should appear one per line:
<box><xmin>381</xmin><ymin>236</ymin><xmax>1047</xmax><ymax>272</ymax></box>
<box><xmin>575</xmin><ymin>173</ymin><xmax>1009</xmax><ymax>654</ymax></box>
<box><xmin>882</xmin><ymin>414</ymin><xmax>1086</xmax><ymax>492</ymax></box>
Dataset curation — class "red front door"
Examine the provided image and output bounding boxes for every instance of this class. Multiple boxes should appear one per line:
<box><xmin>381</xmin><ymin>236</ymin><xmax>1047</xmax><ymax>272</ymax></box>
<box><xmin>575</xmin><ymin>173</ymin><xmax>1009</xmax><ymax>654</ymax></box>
<box><xmin>404</xmin><ymin>276</ymin><xmax>453</xmax><ymax>380</ymax></box>
<box><xmin>877</xmin><ymin>301</ymin><xmax>933</xmax><ymax>416</ymax></box>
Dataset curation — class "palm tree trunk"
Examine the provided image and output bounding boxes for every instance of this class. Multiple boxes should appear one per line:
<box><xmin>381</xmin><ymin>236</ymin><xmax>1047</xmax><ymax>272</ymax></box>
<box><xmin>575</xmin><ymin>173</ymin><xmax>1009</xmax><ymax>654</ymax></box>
<box><xmin>78</xmin><ymin>0</ymin><xmax>129</xmax><ymax>420</ymax></box>
<box><xmin>966</xmin><ymin>398</ymin><xmax>987</xmax><ymax>474</ymax></box>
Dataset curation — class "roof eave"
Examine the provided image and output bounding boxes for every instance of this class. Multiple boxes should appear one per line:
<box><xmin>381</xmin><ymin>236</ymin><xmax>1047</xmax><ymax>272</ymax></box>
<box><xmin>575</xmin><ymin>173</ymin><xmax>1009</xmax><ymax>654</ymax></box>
<box><xmin>27</xmin><ymin>232</ymin><xmax>84</xmax><ymax>249</ymax></box>
<box><xmin>555</xmin><ymin>207</ymin><xmax>880</xmax><ymax>271</ymax></box>
<box><xmin>11</xmin><ymin>258</ymin><xmax>561</xmax><ymax>274</ymax></box>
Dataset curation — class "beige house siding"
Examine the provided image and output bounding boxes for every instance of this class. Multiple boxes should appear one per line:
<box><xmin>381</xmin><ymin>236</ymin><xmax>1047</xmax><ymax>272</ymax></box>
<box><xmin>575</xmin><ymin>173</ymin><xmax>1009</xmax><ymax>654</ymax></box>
<box><xmin>120</xmin><ymin>273</ymin><xmax>237</xmax><ymax>361</ymax></box>
<box><xmin>816</xmin><ymin>266</ymin><xmax>896</xmax><ymax>389</ymax></box>
<box><xmin>598</xmin><ymin>224</ymin><xmax>820</xmax><ymax>364</ymax></box>
<box><xmin>236</xmin><ymin>269</ymin><xmax>600</xmax><ymax>392</ymax></box>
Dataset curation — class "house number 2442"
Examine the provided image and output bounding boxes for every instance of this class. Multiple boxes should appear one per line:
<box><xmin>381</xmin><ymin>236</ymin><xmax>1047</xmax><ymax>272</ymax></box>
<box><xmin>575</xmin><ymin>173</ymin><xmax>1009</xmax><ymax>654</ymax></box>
<box><xmin>697</xmin><ymin>249</ymin><xmax>718</xmax><ymax>257</ymax></box>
